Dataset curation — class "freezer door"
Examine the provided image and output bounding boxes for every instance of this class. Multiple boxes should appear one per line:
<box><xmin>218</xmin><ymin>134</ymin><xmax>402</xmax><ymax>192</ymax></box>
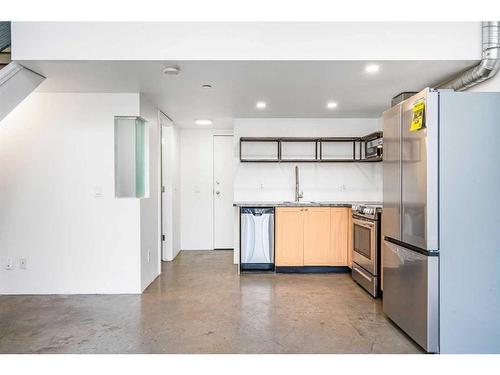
<box><xmin>401</xmin><ymin>89</ymin><xmax>438</xmax><ymax>250</ymax></box>
<box><xmin>383</xmin><ymin>240</ymin><xmax>439</xmax><ymax>353</ymax></box>
<box><xmin>382</xmin><ymin>104</ymin><xmax>402</xmax><ymax>241</ymax></box>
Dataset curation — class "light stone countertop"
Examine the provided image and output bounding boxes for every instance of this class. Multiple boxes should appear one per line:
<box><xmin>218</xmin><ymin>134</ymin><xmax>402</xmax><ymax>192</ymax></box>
<box><xmin>233</xmin><ymin>201</ymin><xmax>382</xmax><ymax>208</ymax></box>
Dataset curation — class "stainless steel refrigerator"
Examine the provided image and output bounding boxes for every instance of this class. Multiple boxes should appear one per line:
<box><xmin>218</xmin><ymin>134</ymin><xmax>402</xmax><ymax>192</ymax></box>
<box><xmin>382</xmin><ymin>88</ymin><xmax>500</xmax><ymax>353</ymax></box>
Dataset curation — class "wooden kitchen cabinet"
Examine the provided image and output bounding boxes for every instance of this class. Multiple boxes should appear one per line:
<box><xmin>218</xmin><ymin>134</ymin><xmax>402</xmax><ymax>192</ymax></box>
<box><xmin>275</xmin><ymin>207</ymin><xmax>304</xmax><ymax>266</ymax></box>
<box><xmin>330</xmin><ymin>207</ymin><xmax>350</xmax><ymax>266</ymax></box>
<box><xmin>275</xmin><ymin>206</ymin><xmax>350</xmax><ymax>268</ymax></box>
<box><xmin>303</xmin><ymin>207</ymin><xmax>332</xmax><ymax>265</ymax></box>
<box><xmin>347</xmin><ymin>208</ymin><xmax>353</xmax><ymax>268</ymax></box>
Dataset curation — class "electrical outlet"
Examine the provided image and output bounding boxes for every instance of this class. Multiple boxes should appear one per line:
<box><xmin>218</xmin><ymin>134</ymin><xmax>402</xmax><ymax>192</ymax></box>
<box><xmin>259</xmin><ymin>183</ymin><xmax>264</xmax><ymax>190</ymax></box>
<box><xmin>5</xmin><ymin>257</ymin><xmax>13</xmax><ymax>270</ymax></box>
<box><xmin>20</xmin><ymin>258</ymin><xmax>27</xmax><ymax>270</ymax></box>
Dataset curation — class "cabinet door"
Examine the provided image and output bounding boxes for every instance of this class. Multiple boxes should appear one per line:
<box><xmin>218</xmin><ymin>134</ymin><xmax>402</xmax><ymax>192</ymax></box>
<box><xmin>347</xmin><ymin>208</ymin><xmax>353</xmax><ymax>268</ymax></box>
<box><xmin>330</xmin><ymin>207</ymin><xmax>349</xmax><ymax>266</ymax></box>
<box><xmin>275</xmin><ymin>207</ymin><xmax>304</xmax><ymax>266</ymax></box>
<box><xmin>303</xmin><ymin>207</ymin><xmax>331</xmax><ymax>266</ymax></box>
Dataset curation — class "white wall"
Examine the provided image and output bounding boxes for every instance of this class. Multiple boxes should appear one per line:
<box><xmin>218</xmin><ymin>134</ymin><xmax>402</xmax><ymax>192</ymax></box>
<box><xmin>180</xmin><ymin>128</ymin><xmax>232</xmax><ymax>250</ymax></box>
<box><xmin>234</xmin><ymin>118</ymin><xmax>382</xmax><ymax>203</ymax></box>
<box><xmin>139</xmin><ymin>94</ymin><xmax>161</xmax><ymax>291</ymax></box>
<box><xmin>11</xmin><ymin>22</ymin><xmax>480</xmax><ymax>61</ymax></box>
<box><xmin>0</xmin><ymin>93</ymin><xmax>143</xmax><ymax>294</ymax></box>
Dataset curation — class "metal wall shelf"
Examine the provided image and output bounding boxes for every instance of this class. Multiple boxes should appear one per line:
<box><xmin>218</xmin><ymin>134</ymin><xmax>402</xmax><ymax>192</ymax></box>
<box><xmin>239</xmin><ymin>132</ymin><xmax>383</xmax><ymax>163</ymax></box>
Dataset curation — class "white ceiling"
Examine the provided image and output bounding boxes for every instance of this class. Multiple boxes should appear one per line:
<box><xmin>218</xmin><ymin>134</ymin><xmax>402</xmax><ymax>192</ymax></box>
<box><xmin>24</xmin><ymin>60</ymin><xmax>475</xmax><ymax>128</ymax></box>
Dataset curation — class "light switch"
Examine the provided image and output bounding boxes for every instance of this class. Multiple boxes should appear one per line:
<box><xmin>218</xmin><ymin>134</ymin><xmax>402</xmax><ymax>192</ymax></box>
<box><xmin>94</xmin><ymin>186</ymin><xmax>103</xmax><ymax>198</ymax></box>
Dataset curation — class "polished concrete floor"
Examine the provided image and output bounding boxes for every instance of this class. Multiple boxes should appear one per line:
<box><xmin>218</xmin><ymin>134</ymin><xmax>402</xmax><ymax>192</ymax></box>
<box><xmin>0</xmin><ymin>251</ymin><xmax>422</xmax><ymax>353</ymax></box>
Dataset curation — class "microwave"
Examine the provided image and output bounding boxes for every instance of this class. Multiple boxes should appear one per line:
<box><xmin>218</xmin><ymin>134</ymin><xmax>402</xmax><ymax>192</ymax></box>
<box><xmin>363</xmin><ymin>132</ymin><xmax>383</xmax><ymax>159</ymax></box>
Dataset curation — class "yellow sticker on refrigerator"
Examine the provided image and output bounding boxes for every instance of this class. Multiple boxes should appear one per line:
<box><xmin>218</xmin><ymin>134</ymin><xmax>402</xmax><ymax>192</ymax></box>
<box><xmin>410</xmin><ymin>99</ymin><xmax>426</xmax><ymax>132</ymax></box>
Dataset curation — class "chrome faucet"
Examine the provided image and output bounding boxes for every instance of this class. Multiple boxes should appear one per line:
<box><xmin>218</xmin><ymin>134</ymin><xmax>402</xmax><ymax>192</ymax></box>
<box><xmin>294</xmin><ymin>165</ymin><xmax>303</xmax><ymax>202</ymax></box>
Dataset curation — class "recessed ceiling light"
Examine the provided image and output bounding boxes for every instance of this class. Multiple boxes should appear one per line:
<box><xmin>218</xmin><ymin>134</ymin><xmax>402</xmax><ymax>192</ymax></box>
<box><xmin>163</xmin><ymin>65</ymin><xmax>181</xmax><ymax>75</ymax></box>
<box><xmin>327</xmin><ymin>101</ymin><xmax>338</xmax><ymax>109</ymax></box>
<box><xmin>202</xmin><ymin>84</ymin><xmax>213</xmax><ymax>89</ymax></box>
<box><xmin>256</xmin><ymin>101</ymin><xmax>267</xmax><ymax>109</ymax></box>
<box><xmin>365</xmin><ymin>64</ymin><xmax>380</xmax><ymax>74</ymax></box>
<box><xmin>194</xmin><ymin>119</ymin><xmax>213</xmax><ymax>126</ymax></box>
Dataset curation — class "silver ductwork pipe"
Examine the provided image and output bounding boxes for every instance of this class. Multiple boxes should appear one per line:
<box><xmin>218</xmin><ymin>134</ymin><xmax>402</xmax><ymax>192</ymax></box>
<box><xmin>437</xmin><ymin>21</ymin><xmax>500</xmax><ymax>91</ymax></box>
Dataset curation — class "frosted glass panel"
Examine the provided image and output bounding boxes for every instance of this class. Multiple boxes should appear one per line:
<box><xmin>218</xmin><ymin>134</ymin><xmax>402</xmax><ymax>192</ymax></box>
<box><xmin>135</xmin><ymin>119</ymin><xmax>146</xmax><ymax>197</ymax></box>
<box><xmin>114</xmin><ymin>117</ymin><xmax>148</xmax><ymax>198</ymax></box>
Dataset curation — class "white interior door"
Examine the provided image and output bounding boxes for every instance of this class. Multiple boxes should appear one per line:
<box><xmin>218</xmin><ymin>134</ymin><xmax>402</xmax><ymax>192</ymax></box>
<box><xmin>213</xmin><ymin>135</ymin><xmax>234</xmax><ymax>249</ymax></box>
<box><xmin>161</xmin><ymin>113</ymin><xmax>178</xmax><ymax>261</ymax></box>
<box><xmin>160</xmin><ymin>114</ymin><xmax>181</xmax><ymax>261</ymax></box>
<box><xmin>161</xmin><ymin>122</ymin><xmax>172</xmax><ymax>260</ymax></box>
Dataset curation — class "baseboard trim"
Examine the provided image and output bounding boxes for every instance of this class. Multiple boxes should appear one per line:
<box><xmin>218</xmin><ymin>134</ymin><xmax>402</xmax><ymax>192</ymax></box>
<box><xmin>276</xmin><ymin>266</ymin><xmax>350</xmax><ymax>273</ymax></box>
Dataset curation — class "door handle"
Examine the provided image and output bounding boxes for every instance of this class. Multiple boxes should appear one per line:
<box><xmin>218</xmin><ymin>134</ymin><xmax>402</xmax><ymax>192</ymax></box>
<box><xmin>353</xmin><ymin>219</ymin><xmax>375</xmax><ymax>229</ymax></box>
<box><xmin>353</xmin><ymin>265</ymin><xmax>372</xmax><ymax>282</ymax></box>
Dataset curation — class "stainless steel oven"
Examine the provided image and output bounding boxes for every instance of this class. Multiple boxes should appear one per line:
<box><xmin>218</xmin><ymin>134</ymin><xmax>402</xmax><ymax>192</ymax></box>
<box><xmin>351</xmin><ymin>205</ymin><xmax>381</xmax><ymax>297</ymax></box>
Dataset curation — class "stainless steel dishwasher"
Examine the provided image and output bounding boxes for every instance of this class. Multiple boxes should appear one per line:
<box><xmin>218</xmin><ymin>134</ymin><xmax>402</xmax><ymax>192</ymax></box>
<box><xmin>240</xmin><ymin>207</ymin><xmax>274</xmax><ymax>271</ymax></box>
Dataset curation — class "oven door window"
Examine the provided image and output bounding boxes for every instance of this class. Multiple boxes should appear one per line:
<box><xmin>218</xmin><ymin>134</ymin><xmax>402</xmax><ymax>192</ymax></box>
<box><xmin>354</xmin><ymin>223</ymin><xmax>372</xmax><ymax>259</ymax></box>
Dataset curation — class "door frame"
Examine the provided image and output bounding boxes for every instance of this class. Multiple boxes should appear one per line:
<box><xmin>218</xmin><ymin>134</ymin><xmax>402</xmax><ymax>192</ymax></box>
<box><xmin>159</xmin><ymin>111</ymin><xmax>175</xmax><ymax>261</ymax></box>
<box><xmin>212</xmin><ymin>134</ymin><xmax>234</xmax><ymax>250</ymax></box>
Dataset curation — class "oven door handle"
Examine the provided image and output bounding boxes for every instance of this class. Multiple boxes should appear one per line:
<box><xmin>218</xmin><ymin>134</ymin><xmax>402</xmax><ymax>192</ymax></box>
<box><xmin>353</xmin><ymin>218</ymin><xmax>375</xmax><ymax>229</ymax></box>
<box><xmin>353</xmin><ymin>264</ymin><xmax>372</xmax><ymax>282</ymax></box>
